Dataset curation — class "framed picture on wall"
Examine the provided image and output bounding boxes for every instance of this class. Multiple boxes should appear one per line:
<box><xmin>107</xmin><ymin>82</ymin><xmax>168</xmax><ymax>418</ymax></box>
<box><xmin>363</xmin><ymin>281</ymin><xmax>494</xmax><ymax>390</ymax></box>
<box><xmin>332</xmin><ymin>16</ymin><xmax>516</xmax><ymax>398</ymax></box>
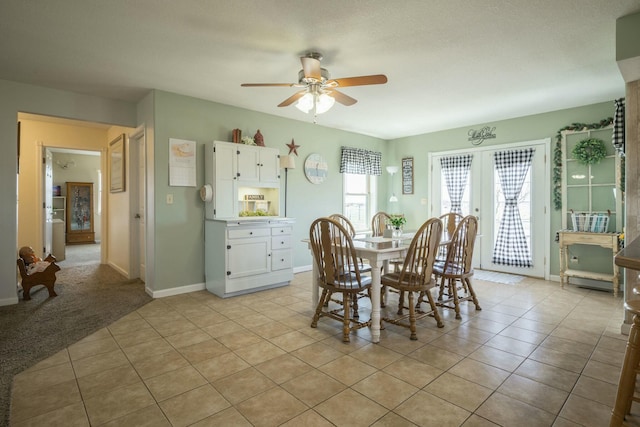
<box><xmin>110</xmin><ymin>133</ymin><xmax>125</xmax><ymax>192</ymax></box>
<box><xmin>402</xmin><ymin>157</ymin><xmax>413</xmax><ymax>195</ymax></box>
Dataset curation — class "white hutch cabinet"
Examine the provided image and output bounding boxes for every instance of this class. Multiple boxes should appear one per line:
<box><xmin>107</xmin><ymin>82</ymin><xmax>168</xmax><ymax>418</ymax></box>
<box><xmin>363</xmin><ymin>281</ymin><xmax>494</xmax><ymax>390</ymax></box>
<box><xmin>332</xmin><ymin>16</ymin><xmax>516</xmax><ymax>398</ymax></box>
<box><xmin>203</xmin><ymin>140</ymin><xmax>294</xmax><ymax>298</ymax></box>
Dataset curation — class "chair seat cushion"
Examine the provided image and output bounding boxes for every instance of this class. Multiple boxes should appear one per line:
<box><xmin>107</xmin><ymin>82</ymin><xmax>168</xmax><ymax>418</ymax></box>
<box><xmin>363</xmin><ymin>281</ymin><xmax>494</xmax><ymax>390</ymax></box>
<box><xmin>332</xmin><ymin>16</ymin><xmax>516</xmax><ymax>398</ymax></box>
<box><xmin>323</xmin><ymin>273</ymin><xmax>372</xmax><ymax>291</ymax></box>
<box><xmin>433</xmin><ymin>261</ymin><xmax>473</xmax><ymax>278</ymax></box>
<box><xmin>380</xmin><ymin>272</ymin><xmax>434</xmax><ymax>291</ymax></box>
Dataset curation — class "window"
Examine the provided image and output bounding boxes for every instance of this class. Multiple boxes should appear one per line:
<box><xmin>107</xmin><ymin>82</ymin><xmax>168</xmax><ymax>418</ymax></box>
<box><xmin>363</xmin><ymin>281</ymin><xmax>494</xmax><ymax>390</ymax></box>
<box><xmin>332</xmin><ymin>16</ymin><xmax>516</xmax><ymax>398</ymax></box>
<box><xmin>343</xmin><ymin>173</ymin><xmax>376</xmax><ymax>232</ymax></box>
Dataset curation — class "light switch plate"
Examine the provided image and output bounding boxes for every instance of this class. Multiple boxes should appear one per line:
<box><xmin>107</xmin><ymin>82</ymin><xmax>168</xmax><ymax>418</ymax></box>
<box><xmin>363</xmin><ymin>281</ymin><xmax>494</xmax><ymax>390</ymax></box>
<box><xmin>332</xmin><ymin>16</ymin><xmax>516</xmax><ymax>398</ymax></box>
<box><xmin>166</xmin><ymin>194</ymin><xmax>174</xmax><ymax>204</ymax></box>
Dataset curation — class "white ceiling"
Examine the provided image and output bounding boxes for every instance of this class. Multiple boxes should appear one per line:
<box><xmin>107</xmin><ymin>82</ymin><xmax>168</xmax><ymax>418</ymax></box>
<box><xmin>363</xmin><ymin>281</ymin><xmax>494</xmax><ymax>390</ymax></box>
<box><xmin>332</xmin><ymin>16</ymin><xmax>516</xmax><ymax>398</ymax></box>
<box><xmin>2</xmin><ymin>0</ymin><xmax>639</xmax><ymax>139</ymax></box>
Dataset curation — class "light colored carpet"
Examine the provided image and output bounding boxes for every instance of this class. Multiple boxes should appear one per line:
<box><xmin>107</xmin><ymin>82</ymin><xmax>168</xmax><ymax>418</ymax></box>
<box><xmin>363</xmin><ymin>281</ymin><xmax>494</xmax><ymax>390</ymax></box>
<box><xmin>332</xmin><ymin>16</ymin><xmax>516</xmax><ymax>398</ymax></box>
<box><xmin>0</xmin><ymin>246</ymin><xmax>151</xmax><ymax>426</ymax></box>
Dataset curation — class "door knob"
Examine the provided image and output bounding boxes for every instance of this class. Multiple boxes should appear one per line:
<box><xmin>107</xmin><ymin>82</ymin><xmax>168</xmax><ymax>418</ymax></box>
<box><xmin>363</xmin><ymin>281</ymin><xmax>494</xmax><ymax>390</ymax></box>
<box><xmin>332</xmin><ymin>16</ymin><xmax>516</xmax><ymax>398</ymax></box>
<box><xmin>135</xmin><ymin>213</ymin><xmax>141</xmax><ymax>219</ymax></box>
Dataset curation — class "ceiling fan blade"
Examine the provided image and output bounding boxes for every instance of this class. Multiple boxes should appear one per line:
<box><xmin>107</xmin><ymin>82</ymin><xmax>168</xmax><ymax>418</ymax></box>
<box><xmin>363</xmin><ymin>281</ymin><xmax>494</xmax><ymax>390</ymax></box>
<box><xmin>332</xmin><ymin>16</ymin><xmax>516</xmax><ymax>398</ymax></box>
<box><xmin>328</xmin><ymin>89</ymin><xmax>357</xmax><ymax>106</ymax></box>
<box><xmin>241</xmin><ymin>83</ymin><xmax>295</xmax><ymax>87</ymax></box>
<box><xmin>300</xmin><ymin>57</ymin><xmax>321</xmax><ymax>80</ymax></box>
<box><xmin>278</xmin><ymin>90</ymin><xmax>306</xmax><ymax>107</ymax></box>
<box><xmin>327</xmin><ymin>74</ymin><xmax>388</xmax><ymax>87</ymax></box>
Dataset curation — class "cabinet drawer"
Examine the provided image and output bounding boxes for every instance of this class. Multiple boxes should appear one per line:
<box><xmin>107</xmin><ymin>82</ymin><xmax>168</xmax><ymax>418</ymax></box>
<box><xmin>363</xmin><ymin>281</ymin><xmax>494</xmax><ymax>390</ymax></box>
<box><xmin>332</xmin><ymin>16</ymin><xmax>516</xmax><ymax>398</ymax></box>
<box><xmin>272</xmin><ymin>249</ymin><xmax>292</xmax><ymax>271</ymax></box>
<box><xmin>228</xmin><ymin>228</ymin><xmax>270</xmax><ymax>239</ymax></box>
<box><xmin>66</xmin><ymin>232</ymin><xmax>95</xmax><ymax>244</ymax></box>
<box><xmin>271</xmin><ymin>226</ymin><xmax>293</xmax><ymax>236</ymax></box>
<box><xmin>271</xmin><ymin>235</ymin><xmax>291</xmax><ymax>250</ymax></box>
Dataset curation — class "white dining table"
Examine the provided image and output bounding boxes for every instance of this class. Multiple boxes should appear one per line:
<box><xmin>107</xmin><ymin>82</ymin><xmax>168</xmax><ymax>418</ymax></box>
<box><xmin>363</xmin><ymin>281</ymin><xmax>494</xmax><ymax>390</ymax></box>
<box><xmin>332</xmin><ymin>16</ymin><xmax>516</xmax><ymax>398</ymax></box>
<box><xmin>306</xmin><ymin>235</ymin><xmax>411</xmax><ymax>343</ymax></box>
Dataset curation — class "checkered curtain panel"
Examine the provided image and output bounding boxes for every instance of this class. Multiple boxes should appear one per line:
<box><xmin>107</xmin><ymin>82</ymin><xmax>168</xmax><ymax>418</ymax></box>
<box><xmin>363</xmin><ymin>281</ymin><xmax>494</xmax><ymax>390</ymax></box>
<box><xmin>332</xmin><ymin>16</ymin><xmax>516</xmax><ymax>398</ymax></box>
<box><xmin>613</xmin><ymin>98</ymin><xmax>625</xmax><ymax>156</ymax></box>
<box><xmin>440</xmin><ymin>154</ymin><xmax>473</xmax><ymax>214</ymax></box>
<box><xmin>492</xmin><ymin>148</ymin><xmax>534</xmax><ymax>268</ymax></box>
<box><xmin>339</xmin><ymin>147</ymin><xmax>382</xmax><ymax>175</ymax></box>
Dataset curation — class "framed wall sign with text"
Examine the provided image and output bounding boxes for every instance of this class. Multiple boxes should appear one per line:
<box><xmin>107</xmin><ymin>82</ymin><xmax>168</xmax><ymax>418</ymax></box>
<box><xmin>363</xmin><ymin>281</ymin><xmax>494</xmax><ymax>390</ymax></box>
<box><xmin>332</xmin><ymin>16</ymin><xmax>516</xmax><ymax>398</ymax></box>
<box><xmin>402</xmin><ymin>157</ymin><xmax>413</xmax><ymax>195</ymax></box>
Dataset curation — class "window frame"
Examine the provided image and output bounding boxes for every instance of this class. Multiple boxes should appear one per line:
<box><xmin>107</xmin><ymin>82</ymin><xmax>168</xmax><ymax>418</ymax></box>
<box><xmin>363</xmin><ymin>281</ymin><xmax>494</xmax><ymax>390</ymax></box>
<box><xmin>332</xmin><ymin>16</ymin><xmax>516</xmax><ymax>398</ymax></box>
<box><xmin>342</xmin><ymin>172</ymin><xmax>377</xmax><ymax>233</ymax></box>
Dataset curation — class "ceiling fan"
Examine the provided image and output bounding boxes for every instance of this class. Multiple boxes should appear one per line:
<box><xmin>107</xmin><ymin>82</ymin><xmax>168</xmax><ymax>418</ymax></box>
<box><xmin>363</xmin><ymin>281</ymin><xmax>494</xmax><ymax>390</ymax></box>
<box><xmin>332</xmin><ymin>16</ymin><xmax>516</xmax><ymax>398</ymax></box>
<box><xmin>241</xmin><ymin>52</ymin><xmax>387</xmax><ymax>117</ymax></box>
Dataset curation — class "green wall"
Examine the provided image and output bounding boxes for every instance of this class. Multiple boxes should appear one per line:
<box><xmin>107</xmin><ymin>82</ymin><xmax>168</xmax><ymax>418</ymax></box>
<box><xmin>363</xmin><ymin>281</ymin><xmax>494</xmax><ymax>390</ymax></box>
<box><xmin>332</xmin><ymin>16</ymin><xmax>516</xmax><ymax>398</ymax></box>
<box><xmin>386</xmin><ymin>100</ymin><xmax>617</xmax><ymax>277</ymax></box>
<box><xmin>151</xmin><ymin>90</ymin><xmax>387</xmax><ymax>291</ymax></box>
<box><xmin>151</xmin><ymin>91</ymin><xmax>617</xmax><ymax>290</ymax></box>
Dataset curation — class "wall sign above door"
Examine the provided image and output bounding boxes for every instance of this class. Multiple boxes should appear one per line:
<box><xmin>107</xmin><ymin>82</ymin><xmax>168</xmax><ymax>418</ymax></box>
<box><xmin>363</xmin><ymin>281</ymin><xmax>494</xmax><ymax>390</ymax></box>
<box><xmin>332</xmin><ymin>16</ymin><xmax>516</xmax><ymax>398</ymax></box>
<box><xmin>468</xmin><ymin>126</ymin><xmax>496</xmax><ymax>145</ymax></box>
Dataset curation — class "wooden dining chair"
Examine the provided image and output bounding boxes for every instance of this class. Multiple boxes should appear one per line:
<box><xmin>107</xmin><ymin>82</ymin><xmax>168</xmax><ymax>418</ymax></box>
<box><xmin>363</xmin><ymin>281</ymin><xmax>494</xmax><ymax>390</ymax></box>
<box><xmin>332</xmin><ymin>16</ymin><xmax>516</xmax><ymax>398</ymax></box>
<box><xmin>381</xmin><ymin>217</ymin><xmax>444</xmax><ymax>340</ymax></box>
<box><xmin>327</xmin><ymin>214</ymin><xmax>371</xmax><ymax>314</ymax></box>
<box><xmin>328</xmin><ymin>213</ymin><xmax>371</xmax><ymax>273</ymax></box>
<box><xmin>437</xmin><ymin>212</ymin><xmax>464</xmax><ymax>262</ymax></box>
<box><xmin>309</xmin><ymin>217</ymin><xmax>372</xmax><ymax>342</ymax></box>
<box><xmin>432</xmin><ymin>215</ymin><xmax>481</xmax><ymax>319</ymax></box>
<box><xmin>371</xmin><ymin>211</ymin><xmax>392</xmax><ymax>237</ymax></box>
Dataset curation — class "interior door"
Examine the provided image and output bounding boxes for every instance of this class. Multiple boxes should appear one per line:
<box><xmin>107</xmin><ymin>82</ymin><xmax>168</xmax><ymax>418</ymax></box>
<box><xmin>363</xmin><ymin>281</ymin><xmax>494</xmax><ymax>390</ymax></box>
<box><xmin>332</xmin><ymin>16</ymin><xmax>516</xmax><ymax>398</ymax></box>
<box><xmin>43</xmin><ymin>148</ymin><xmax>54</xmax><ymax>256</ymax></box>
<box><xmin>131</xmin><ymin>131</ymin><xmax>146</xmax><ymax>282</ymax></box>
<box><xmin>429</xmin><ymin>139</ymin><xmax>549</xmax><ymax>278</ymax></box>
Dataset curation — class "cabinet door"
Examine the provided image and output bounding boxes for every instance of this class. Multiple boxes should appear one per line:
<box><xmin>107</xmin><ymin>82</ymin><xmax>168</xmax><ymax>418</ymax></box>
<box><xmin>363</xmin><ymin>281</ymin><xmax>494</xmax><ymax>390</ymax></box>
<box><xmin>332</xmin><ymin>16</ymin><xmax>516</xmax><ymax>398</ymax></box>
<box><xmin>227</xmin><ymin>236</ymin><xmax>270</xmax><ymax>278</ymax></box>
<box><xmin>237</xmin><ymin>145</ymin><xmax>260</xmax><ymax>182</ymax></box>
<box><xmin>214</xmin><ymin>142</ymin><xmax>237</xmax><ymax>218</ymax></box>
<box><xmin>259</xmin><ymin>147</ymin><xmax>280</xmax><ymax>184</ymax></box>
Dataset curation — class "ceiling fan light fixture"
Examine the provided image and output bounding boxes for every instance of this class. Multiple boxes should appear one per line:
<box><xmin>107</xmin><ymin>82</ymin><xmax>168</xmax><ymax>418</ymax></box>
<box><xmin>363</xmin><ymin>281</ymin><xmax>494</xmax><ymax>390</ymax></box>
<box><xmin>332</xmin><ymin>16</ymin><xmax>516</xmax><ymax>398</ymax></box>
<box><xmin>295</xmin><ymin>91</ymin><xmax>335</xmax><ymax>115</ymax></box>
<box><xmin>295</xmin><ymin>92</ymin><xmax>314</xmax><ymax>113</ymax></box>
<box><xmin>316</xmin><ymin>92</ymin><xmax>335</xmax><ymax>114</ymax></box>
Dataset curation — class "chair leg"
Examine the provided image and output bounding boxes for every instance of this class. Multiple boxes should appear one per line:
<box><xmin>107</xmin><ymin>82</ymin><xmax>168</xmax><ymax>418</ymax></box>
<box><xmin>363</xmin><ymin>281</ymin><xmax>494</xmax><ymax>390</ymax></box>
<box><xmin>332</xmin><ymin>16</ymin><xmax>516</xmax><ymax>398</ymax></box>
<box><xmin>352</xmin><ymin>294</ymin><xmax>360</xmax><ymax>319</ymax></box>
<box><xmin>397</xmin><ymin>291</ymin><xmax>405</xmax><ymax>315</ymax></box>
<box><xmin>464</xmin><ymin>278</ymin><xmax>481</xmax><ymax>311</ymax></box>
<box><xmin>424</xmin><ymin>289</ymin><xmax>444</xmax><ymax>328</ymax></box>
<box><xmin>311</xmin><ymin>289</ymin><xmax>329</xmax><ymax>328</ymax></box>
<box><xmin>438</xmin><ymin>277</ymin><xmax>445</xmax><ymax>301</ymax></box>
<box><xmin>451</xmin><ymin>278</ymin><xmax>462</xmax><ymax>319</ymax></box>
<box><xmin>408</xmin><ymin>291</ymin><xmax>417</xmax><ymax>340</ymax></box>
<box><xmin>342</xmin><ymin>291</ymin><xmax>351</xmax><ymax>343</ymax></box>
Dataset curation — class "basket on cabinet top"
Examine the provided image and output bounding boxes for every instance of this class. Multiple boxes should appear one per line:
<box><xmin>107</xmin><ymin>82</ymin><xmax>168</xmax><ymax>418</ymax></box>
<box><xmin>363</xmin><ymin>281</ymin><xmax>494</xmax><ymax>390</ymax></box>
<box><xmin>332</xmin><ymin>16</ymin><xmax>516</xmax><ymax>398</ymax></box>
<box><xmin>570</xmin><ymin>210</ymin><xmax>610</xmax><ymax>233</ymax></box>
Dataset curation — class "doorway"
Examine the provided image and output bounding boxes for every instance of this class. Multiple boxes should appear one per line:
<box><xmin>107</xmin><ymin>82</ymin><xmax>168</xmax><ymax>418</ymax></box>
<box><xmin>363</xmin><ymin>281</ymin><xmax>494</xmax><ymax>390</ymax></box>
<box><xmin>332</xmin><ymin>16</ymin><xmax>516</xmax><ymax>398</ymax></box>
<box><xmin>429</xmin><ymin>139</ymin><xmax>550</xmax><ymax>279</ymax></box>
<box><xmin>46</xmin><ymin>147</ymin><xmax>102</xmax><ymax>266</ymax></box>
<box><xmin>17</xmin><ymin>113</ymin><xmax>141</xmax><ymax>283</ymax></box>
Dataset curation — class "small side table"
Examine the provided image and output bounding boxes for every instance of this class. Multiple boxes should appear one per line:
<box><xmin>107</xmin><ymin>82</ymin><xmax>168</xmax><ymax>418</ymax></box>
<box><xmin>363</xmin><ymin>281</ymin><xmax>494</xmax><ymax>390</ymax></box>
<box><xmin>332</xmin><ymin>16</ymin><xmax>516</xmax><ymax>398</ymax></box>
<box><xmin>558</xmin><ymin>231</ymin><xmax>620</xmax><ymax>296</ymax></box>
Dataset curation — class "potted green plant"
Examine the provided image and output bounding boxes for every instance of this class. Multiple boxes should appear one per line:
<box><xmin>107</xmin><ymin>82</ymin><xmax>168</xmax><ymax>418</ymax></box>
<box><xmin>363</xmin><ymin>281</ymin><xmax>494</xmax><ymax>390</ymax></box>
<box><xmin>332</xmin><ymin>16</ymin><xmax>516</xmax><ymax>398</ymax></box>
<box><xmin>388</xmin><ymin>215</ymin><xmax>406</xmax><ymax>238</ymax></box>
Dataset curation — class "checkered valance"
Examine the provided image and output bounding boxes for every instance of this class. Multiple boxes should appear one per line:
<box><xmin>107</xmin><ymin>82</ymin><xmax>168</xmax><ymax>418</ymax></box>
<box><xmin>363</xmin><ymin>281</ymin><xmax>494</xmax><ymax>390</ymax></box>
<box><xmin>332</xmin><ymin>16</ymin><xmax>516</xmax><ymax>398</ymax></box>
<box><xmin>492</xmin><ymin>148</ymin><xmax>534</xmax><ymax>268</ymax></box>
<box><xmin>613</xmin><ymin>98</ymin><xmax>625</xmax><ymax>156</ymax></box>
<box><xmin>440</xmin><ymin>154</ymin><xmax>473</xmax><ymax>214</ymax></box>
<box><xmin>339</xmin><ymin>147</ymin><xmax>382</xmax><ymax>176</ymax></box>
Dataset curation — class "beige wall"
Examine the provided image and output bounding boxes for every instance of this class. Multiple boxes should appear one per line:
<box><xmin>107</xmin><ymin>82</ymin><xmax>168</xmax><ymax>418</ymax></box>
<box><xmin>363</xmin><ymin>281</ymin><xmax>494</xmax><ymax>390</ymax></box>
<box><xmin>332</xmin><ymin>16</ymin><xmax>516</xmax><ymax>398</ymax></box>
<box><xmin>18</xmin><ymin>119</ymin><xmax>107</xmax><ymax>253</ymax></box>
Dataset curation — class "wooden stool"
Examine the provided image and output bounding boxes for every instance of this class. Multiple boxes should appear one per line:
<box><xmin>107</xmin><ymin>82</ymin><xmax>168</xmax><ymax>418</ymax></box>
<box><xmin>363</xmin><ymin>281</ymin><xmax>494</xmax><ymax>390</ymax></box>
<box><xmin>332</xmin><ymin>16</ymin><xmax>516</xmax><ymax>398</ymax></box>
<box><xmin>610</xmin><ymin>299</ymin><xmax>640</xmax><ymax>426</ymax></box>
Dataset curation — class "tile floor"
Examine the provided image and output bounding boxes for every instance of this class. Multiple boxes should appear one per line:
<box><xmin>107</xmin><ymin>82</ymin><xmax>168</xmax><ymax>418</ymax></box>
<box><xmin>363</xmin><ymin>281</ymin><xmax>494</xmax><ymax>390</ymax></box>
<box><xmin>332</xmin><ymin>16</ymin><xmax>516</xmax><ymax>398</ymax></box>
<box><xmin>9</xmin><ymin>271</ymin><xmax>640</xmax><ymax>426</ymax></box>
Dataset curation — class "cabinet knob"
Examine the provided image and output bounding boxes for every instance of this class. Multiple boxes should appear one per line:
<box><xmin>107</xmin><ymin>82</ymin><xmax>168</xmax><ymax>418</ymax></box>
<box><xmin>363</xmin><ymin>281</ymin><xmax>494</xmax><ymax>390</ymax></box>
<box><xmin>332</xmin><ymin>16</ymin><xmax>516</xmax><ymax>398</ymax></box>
<box><xmin>249</xmin><ymin>231</ymin><xmax>253</xmax><ymax>235</ymax></box>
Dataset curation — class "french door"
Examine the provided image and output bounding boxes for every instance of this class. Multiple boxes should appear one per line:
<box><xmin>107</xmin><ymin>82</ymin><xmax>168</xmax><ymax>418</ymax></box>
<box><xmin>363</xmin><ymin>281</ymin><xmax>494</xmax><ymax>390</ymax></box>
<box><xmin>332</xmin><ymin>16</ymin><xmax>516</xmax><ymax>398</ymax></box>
<box><xmin>429</xmin><ymin>139</ymin><xmax>550</xmax><ymax>278</ymax></box>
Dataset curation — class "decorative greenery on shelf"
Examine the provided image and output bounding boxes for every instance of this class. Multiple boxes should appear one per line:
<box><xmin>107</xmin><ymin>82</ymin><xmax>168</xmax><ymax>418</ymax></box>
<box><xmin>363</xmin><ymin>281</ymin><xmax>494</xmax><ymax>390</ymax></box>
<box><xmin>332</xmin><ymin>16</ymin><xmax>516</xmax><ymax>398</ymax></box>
<box><xmin>552</xmin><ymin>117</ymin><xmax>613</xmax><ymax>210</ymax></box>
<box><xmin>239</xmin><ymin>209</ymin><xmax>269</xmax><ymax>216</ymax></box>
<box><xmin>572</xmin><ymin>138</ymin><xmax>607</xmax><ymax>165</ymax></box>
<box><xmin>388</xmin><ymin>215</ymin><xmax>407</xmax><ymax>228</ymax></box>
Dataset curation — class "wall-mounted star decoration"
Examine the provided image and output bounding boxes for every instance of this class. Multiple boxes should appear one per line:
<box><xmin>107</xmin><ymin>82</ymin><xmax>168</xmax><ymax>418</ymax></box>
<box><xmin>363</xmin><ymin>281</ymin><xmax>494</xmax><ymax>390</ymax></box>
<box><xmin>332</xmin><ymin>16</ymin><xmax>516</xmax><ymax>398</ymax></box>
<box><xmin>286</xmin><ymin>139</ymin><xmax>300</xmax><ymax>156</ymax></box>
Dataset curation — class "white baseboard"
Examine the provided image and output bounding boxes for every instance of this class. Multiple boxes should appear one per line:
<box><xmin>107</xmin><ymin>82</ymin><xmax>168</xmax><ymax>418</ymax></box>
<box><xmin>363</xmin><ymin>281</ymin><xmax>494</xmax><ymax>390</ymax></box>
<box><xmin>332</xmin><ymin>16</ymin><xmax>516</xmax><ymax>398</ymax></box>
<box><xmin>0</xmin><ymin>295</ymin><xmax>19</xmax><ymax>306</ymax></box>
<box><xmin>293</xmin><ymin>265</ymin><xmax>312</xmax><ymax>274</ymax></box>
<box><xmin>150</xmin><ymin>282</ymin><xmax>206</xmax><ymax>298</ymax></box>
